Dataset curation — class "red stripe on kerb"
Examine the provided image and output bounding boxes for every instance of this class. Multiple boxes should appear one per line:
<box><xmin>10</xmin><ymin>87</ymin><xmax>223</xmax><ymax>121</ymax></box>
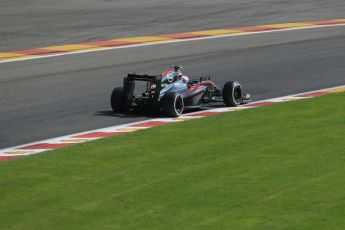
<box><xmin>129</xmin><ymin>121</ymin><xmax>170</xmax><ymax>127</ymax></box>
<box><xmin>11</xmin><ymin>48</ymin><xmax>64</xmax><ymax>55</ymax></box>
<box><xmin>188</xmin><ymin>112</ymin><xmax>221</xmax><ymax>117</ymax></box>
<box><xmin>306</xmin><ymin>20</ymin><xmax>344</xmax><ymax>25</ymax></box>
<box><xmin>0</xmin><ymin>156</ymin><xmax>18</xmax><ymax>161</ymax></box>
<box><xmin>19</xmin><ymin>143</ymin><xmax>72</xmax><ymax>150</ymax></box>
<box><xmin>82</xmin><ymin>40</ymin><xmax>139</xmax><ymax>47</ymax></box>
<box><xmin>73</xmin><ymin>132</ymin><xmax>127</xmax><ymax>138</ymax></box>
<box><xmin>158</xmin><ymin>33</ymin><xmax>207</xmax><ymax>39</ymax></box>
<box><xmin>245</xmin><ymin>102</ymin><xmax>277</xmax><ymax>107</ymax></box>
<box><xmin>299</xmin><ymin>92</ymin><xmax>329</xmax><ymax>97</ymax></box>
<box><xmin>237</xmin><ymin>26</ymin><xmax>280</xmax><ymax>32</ymax></box>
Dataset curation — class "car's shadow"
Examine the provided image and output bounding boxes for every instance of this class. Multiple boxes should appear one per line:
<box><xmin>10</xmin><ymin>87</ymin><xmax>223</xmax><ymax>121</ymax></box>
<box><xmin>95</xmin><ymin>104</ymin><xmax>226</xmax><ymax>119</ymax></box>
<box><xmin>95</xmin><ymin>110</ymin><xmax>156</xmax><ymax>118</ymax></box>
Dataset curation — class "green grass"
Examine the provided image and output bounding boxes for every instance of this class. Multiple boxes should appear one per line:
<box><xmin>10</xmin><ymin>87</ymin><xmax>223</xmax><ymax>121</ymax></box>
<box><xmin>1</xmin><ymin>93</ymin><xmax>345</xmax><ymax>230</ymax></box>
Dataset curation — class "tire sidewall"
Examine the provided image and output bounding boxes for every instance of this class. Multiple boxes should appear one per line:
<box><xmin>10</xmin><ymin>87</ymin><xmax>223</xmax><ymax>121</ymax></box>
<box><xmin>232</xmin><ymin>82</ymin><xmax>242</xmax><ymax>106</ymax></box>
<box><xmin>162</xmin><ymin>92</ymin><xmax>184</xmax><ymax>117</ymax></box>
<box><xmin>223</xmin><ymin>81</ymin><xmax>243</xmax><ymax>107</ymax></box>
<box><xmin>111</xmin><ymin>87</ymin><xmax>128</xmax><ymax>112</ymax></box>
<box><xmin>173</xmin><ymin>93</ymin><xmax>184</xmax><ymax>116</ymax></box>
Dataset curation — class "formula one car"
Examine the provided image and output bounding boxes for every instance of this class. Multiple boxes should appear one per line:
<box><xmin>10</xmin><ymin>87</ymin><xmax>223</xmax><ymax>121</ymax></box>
<box><xmin>111</xmin><ymin>66</ymin><xmax>250</xmax><ymax>117</ymax></box>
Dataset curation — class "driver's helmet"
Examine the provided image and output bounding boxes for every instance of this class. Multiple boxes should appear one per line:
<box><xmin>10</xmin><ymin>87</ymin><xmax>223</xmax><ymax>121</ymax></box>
<box><xmin>161</xmin><ymin>66</ymin><xmax>189</xmax><ymax>83</ymax></box>
<box><xmin>173</xmin><ymin>66</ymin><xmax>189</xmax><ymax>83</ymax></box>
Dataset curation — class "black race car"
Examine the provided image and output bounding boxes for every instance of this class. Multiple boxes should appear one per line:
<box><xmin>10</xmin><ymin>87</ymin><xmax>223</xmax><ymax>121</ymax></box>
<box><xmin>111</xmin><ymin>66</ymin><xmax>250</xmax><ymax>117</ymax></box>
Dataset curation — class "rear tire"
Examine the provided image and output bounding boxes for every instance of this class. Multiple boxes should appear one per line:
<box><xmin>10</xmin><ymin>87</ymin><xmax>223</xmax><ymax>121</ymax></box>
<box><xmin>222</xmin><ymin>81</ymin><xmax>243</xmax><ymax>106</ymax></box>
<box><xmin>111</xmin><ymin>87</ymin><xmax>129</xmax><ymax>112</ymax></box>
<box><xmin>162</xmin><ymin>92</ymin><xmax>184</xmax><ymax>117</ymax></box>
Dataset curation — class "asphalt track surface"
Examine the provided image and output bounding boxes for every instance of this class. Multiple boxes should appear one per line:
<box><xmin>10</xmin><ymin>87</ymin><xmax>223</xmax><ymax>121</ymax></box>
<box><xmin>1</xmin><ymin>0</ymin><xmax>345</xmax><ymax>51</ymax></box>
<box><xmin>1</xmin><ymin>1</ymin><xmax>345</xmax><ymax>148</ymax></box>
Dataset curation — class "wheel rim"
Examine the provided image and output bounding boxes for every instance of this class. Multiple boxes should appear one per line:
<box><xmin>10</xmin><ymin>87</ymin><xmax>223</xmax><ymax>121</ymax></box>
<box><xmin>174</xmin><ymin>95</ymin><xmax>184</xmax><ymax>115</ymax></box>
<box><xmin>233</xmin><ymin>86</ymin><xmax>242</xmax><ymax>104</ymax></box>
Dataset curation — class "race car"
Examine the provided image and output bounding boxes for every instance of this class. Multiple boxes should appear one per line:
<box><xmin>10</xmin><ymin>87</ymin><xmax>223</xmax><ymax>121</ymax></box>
<box><xmin>111</xmin><ymin>66</ymin><xmax>250</xmax><ymax>117</ymax></box>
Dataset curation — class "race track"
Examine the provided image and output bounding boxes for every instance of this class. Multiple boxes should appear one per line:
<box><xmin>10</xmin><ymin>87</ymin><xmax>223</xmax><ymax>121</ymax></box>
<box><xmin>1</xmin><ymin>1</ymin><xmax>345</xmax><ymax>148</ymax></box>
<box><xmin>1</xmin><ymin>0</ymin><xmax>345</xmax><ymax>52</ymax></box>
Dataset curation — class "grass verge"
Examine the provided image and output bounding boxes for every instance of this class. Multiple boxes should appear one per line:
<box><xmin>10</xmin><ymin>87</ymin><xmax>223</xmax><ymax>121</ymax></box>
<box><xmin>1</xmin><ymin>93</ymin><xmax>345</xmax><ymax>230</ymax></box>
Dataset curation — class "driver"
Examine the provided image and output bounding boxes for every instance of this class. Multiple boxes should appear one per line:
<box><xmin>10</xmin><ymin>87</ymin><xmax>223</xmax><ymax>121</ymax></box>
<box><xmin>149</xmin><ymin>66</ymin><xmax>189</xmax><ymax>90</ymax></box>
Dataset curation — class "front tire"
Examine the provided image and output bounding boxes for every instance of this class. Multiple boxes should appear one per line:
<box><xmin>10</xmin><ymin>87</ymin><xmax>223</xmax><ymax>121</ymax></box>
<box><xmin>222</xmin><ymin>81</ymin><xmax>243</xmax><ymax>106</ymax></box>
<box><xmin>111</xmin><ymin>87</ymin><xmax>129</xmax><ymax>112</ymax></box>
<box><xmin>162</xmin><ymin>92</ymin><xmax>184</xmax><ymax>117</ymax></box>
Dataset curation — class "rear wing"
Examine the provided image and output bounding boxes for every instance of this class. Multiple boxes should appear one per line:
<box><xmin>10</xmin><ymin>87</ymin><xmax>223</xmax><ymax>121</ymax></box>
<box><xmin>126</xmin><ymin>73</ymin><xmax>160</xmax><ymax>82</ymax></box>
<box><xmin>124</xmin><ymin>73</ymin><xmax>162</xmax><ymax>99</ymax></box>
